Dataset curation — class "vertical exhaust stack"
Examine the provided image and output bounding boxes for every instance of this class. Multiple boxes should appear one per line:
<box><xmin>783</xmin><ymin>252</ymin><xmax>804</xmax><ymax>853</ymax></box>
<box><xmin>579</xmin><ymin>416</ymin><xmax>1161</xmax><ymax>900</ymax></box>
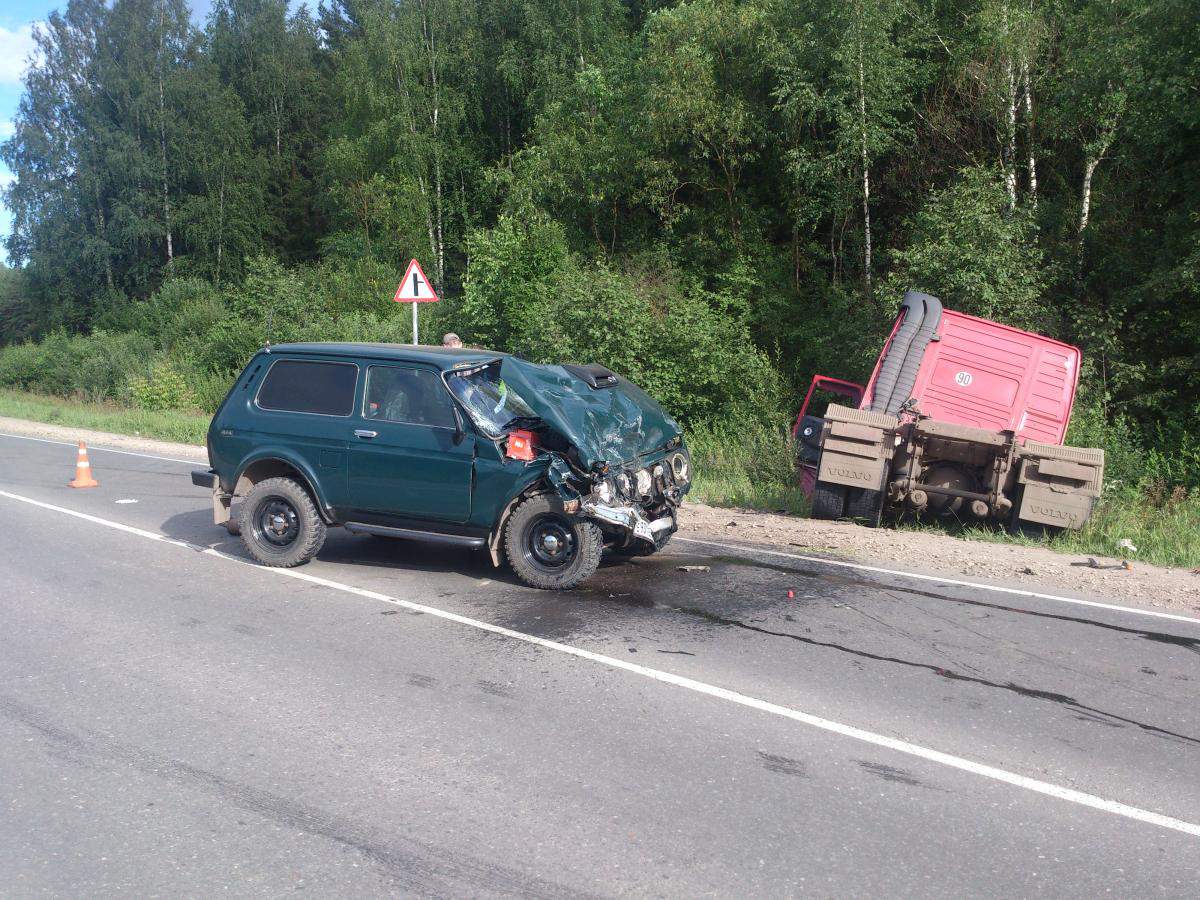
<box><xmin>868</xmin><ymin>291</ymin><xmax>927</xmax><ymax>414</ymax></box>
<box><xmin>882</xmin><ymin>291</ymin><xmax>942</xmax><ymax>415</ymax></box>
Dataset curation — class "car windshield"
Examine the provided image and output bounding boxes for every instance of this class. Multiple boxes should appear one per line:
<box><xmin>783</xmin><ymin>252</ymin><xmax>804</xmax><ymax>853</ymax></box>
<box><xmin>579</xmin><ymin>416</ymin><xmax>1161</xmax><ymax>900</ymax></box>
<box><xmin>446</xmin><ymin>363</ymin><xmax>538</xmax><ymax>436</ymax></box>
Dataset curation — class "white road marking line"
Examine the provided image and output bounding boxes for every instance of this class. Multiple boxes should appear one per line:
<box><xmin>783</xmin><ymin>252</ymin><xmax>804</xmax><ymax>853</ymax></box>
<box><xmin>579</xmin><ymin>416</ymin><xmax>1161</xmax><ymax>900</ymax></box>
<box><xmin>2</xmin><ymin>486</ymin><xmax>1198</xmax><ymax>840</ymax></box>
<box><xmin>676</xmin><ymin>536</ymin><xmax>1200</xmax><ymax>627</ymax></box>
<box><xmin>0</xmin><ymin>431</ymin><xmax>202</xmax><ymax>466</ymax></box>
<box><xmin>2</xmin><ymin>427</ymin><xmax>1190</xmax><ymax>628</ymax></box>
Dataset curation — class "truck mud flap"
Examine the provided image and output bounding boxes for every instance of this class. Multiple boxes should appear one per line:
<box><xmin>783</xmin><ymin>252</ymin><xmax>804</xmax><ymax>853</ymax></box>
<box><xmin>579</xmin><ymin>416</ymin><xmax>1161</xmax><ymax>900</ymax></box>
<box><xmin>816</xmin><ymin>404</ymin><xmax>899</xmax><ymax>490</ymax></box>
<box><xmin>1016</xmin><ymin>442</ymin><xmax>1105</xmax><ymax>529</ymax></box>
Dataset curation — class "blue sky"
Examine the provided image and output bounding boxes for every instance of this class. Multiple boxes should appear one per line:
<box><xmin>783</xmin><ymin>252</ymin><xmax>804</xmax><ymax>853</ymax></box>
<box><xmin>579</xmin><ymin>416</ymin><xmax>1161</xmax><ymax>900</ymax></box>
<box><xmin>0</xmin><ymin>0</ymin><xmax>219</xmax><ymax>264</ymax></box>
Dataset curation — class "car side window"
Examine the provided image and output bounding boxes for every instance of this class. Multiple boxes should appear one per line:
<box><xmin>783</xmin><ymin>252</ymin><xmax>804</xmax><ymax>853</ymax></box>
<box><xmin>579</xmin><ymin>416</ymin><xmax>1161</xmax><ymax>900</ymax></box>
<box><xmin>364</xmin><ymin>366</ymin><xmax>457</xmax><ymax>429</ymax></box>
<box><xmin>256</xmin><ymin>359</ymin><xmax>358</xmax><ymax>416</ymax></box>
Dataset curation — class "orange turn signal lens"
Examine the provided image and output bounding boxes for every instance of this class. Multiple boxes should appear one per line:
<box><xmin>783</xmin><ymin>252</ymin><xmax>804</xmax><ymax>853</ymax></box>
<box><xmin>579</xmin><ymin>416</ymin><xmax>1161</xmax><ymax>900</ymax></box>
<box><xmin>506</xmin><ymin>429</ymin><xmax>536</xmax><ymax>461</ymax></box>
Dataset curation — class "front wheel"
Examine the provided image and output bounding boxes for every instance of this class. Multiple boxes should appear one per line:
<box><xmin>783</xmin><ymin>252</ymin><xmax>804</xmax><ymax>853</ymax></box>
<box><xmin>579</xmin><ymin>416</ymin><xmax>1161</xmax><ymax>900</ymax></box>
<box><xmin>239</xmin><ymin>476</ymin><xmax>326</xmax><ymax>567</ymax></box>
<box><xmin>505</xmin><ymin>495</ymin><xmax>603</xmax><ymax>590</ymax></box>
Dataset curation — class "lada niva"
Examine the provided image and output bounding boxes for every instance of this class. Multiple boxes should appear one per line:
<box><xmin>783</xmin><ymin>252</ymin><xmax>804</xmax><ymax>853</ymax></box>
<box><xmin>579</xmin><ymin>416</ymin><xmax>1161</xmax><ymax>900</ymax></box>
<box><xmin>192</xmin><ymin>343</ymin><xmax>691</xmax><ymax>589</ymax></box>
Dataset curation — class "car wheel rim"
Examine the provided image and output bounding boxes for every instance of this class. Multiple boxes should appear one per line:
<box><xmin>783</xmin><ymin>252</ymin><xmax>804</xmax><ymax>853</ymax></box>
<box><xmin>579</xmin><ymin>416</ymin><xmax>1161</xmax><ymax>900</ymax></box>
<box><xmin>524</xmin><ymin>515</ymin><xmax>577</xmax><ymax>572</ymax></box>
<box><xmin>254</xmin><ymin>497</ymin><xmax>300</xmax><ymax>548</ymax></box>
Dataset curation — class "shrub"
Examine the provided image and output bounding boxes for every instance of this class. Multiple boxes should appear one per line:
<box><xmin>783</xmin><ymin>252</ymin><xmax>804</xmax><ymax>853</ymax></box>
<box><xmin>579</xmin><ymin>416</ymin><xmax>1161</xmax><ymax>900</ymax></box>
<box><xmin>128</xmin><ymin>361</ymin><xmax>197</xmax><ymax>411</ymax></box>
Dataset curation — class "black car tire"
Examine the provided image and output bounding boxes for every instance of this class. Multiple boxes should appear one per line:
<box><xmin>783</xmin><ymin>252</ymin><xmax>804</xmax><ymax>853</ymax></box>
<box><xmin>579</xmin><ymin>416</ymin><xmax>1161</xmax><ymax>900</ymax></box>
<box><xmin>239</xmin><ymin>476</ymin><xmax>326</xmax><ymax>568</ymax></box>
<box><xmin>505</xmin><ymin>495</ymin><xmax>603</xmax><ymax>590</ymax></box>
<box><xmin>811</xmin><ymin>480</ymin><xmax>847</xmax><ymax>520</ymax></box>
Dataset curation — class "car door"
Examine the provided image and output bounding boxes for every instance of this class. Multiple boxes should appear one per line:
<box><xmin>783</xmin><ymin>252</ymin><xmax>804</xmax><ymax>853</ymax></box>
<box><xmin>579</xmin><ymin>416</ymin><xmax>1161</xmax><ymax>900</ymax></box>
<box><xmin>347</xmin><ymin>364</ymin><xmax>474</xmax><ymax>524</ymax></box>
<box><xmin>249</xmin><ymin>356</ymin><xmax>358</xmax><ymax>509</ymax></box>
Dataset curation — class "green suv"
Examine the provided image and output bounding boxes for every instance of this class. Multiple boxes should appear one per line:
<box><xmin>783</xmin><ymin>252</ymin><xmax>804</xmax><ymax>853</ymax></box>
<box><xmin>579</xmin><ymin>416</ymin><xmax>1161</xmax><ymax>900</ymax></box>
<box><xmin>191</xmin><ymin>343</ymin><xmax>691</xmax><ymax>589</ymax></box>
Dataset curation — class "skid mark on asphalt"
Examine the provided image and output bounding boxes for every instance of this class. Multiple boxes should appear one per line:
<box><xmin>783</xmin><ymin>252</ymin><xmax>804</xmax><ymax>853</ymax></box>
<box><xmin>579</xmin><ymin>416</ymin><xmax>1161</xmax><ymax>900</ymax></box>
<box><xmin>2</xmin><ymin>487</ymin><xmax>1199</xmax><ymax>840</ymax></box>
<box><xmin>653</xmin><ymin>552</ymin><xmax>1200</xmax><ymax>653</ymax></box>
<box><xmin>666</xmin><ymin>602</ymin><xmax>1200</xmax><ymax>748</ymax></box>
<box><xmin>675</xmin><ymin>537</ymin><xmax>1200</xmax><ymax>626</ymax></box>
<box><xmin>757</xmin><ymin>751</ymin><xmax>807</xmax><ymax>778</ymax></box>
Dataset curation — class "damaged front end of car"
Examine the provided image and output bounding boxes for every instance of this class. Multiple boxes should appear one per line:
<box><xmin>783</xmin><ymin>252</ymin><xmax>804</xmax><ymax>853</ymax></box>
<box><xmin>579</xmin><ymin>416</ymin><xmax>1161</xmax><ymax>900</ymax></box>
<box><xmin>445</xmin><ymin>356</ymin><xmax>692</xmax><ymax>552</ymax></box>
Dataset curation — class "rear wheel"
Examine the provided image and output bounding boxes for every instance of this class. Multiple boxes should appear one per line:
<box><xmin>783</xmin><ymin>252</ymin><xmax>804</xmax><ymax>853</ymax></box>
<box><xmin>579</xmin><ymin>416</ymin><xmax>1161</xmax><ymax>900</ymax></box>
<box><xmin>811</xmin><ymin>480</ymin><xmax>847</xmax><ymax>520</ymax></box>
<box><xmin>239</xmin><ymin>477</ymin><xmax>326</xmax><ymax>567</ymax></box>
<box><xmin>846</xmin><ymin>486</ymin><xmax>885</xmax><ymax>527</ymax></box>
<box><xmin>505</xmin><ymin>495</ymin><xmax>603</xmax><ymax>590</ymax></box>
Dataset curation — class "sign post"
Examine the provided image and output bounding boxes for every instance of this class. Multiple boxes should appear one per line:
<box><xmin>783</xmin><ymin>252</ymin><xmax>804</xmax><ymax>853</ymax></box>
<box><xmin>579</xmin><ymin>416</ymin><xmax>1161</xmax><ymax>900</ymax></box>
<box><xmin>393</xmin><ymin>259</ymin><xmax>440</xmax><ymax>344</ymax></box>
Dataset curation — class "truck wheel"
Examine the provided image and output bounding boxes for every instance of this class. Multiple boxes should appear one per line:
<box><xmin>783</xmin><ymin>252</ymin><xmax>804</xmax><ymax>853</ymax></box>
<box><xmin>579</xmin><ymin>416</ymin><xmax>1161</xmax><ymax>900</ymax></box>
<box><xmin>846</xmin><ymin>487</ymin><xmax>885</xmax><ymax>528</ymax></box>
<box><xmin>505</xmin><ymin>495</ymin><xmax>603</xmax><ymax>590</ymax></box>
<box><xmin>811</xmin><ymin>481</ymin><xmax>847</xmax><ymax>520</ymax></box>
<box><xmin>239</xmin><ymin>476</ymin><xmax>327</xmax><ymax>568</ymax></box>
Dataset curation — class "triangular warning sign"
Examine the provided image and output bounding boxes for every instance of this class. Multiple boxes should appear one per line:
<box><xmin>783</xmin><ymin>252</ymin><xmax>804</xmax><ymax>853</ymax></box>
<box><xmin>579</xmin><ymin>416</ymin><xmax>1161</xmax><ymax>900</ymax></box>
<box><xmin>393</xmin><ymin>259</ymin><xmax>439</xmax><ymax>303</ymax></box>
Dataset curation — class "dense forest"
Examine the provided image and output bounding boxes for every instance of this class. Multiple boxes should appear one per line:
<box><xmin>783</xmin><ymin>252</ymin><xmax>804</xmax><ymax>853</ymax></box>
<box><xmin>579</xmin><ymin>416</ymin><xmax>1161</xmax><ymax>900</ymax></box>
<box><xmin>0</xmin><ymin>0</ymin><xmax>1197</xmax><ymax>495</ymax></box>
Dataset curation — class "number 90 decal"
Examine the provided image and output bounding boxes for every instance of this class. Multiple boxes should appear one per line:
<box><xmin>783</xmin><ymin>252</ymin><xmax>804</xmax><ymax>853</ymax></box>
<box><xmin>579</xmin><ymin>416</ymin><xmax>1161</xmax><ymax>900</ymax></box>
<box><xmin>954</xmin><ymin>371</ymin><xmax>973</xmax><ymax>387</ymax></box>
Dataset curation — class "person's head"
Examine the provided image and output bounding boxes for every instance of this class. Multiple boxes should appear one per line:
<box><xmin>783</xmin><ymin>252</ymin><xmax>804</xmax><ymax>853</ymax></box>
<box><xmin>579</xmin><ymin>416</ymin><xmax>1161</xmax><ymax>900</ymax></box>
<box><xmin>442</xmin><ymin>332</ymin><xmax>463</xmax><ymax>348</ymax></box>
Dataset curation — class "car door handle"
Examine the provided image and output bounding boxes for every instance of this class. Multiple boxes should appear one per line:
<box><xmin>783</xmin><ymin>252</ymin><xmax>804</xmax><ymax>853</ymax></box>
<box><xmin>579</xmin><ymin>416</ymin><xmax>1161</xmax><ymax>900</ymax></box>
<box><xmin>354</xmin><ymin>430</ymin><xmax>378</xmax><ymax>439</ymax></box>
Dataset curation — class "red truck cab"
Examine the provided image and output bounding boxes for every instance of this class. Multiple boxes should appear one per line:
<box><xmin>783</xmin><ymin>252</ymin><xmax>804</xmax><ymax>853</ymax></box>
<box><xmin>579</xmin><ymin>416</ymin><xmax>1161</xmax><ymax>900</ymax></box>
<box><xmin>796</xmin><ymin>292</ymin><xmax>1102</xmax><ymax>531</ymax></box>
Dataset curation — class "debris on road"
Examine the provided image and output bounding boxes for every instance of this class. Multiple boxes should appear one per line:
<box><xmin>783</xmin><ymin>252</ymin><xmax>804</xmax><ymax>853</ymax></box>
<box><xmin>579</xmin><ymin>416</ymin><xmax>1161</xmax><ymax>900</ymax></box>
<box><xmin>676</xmin><ymin>565</ymin><xmax>710</xmax><ymax>573</ymax></box>
<box><xmin>115</xmin><ymin>498</ymin><xmax>138</xmax><ymax>504</ymax></box>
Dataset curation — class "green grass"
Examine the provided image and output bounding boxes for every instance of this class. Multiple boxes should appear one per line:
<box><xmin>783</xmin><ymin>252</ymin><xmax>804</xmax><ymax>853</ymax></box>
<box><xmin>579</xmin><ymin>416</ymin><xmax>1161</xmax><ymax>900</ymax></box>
<box><xmin>0</xmin><ymin>389</ymin><xmax>210</xmax><ymax>445</ymax></box>
<box><xmin>911</xmin><ymin>488</ymin><xmax>1200</xmax><ymax>569</ymax></box>
<box><xmin>686</xmin><ymin>420</ymin><xmax>811</xmax><ymax>515</ymax></box>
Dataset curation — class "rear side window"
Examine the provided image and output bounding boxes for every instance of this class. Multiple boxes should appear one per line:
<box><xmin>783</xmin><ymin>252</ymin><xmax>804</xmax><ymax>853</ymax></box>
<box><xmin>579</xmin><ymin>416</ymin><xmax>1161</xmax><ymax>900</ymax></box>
<box><xmin>256</xmin><ymin>360</ymin><xmax>358</xmax><ymax>416</ymax></box>
<box><xmin>364</xmin><ymin>366</ymin><xmax>456</xmax><ymax>428</ymax></box>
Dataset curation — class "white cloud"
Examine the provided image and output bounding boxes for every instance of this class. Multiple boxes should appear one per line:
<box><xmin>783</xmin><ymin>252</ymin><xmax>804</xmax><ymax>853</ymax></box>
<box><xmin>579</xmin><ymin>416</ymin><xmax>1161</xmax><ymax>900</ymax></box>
<box><xmin>0</xmin><ymin>24</ymin><xmax>38</xmax><ymax>85</ymax></box>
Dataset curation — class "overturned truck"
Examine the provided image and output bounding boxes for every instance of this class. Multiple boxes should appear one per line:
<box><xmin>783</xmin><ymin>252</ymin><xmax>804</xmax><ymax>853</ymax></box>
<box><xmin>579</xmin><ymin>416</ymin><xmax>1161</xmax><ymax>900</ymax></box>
<box><xmin>793</xmin><ymin>291</ymin><xmax>1104</xmax><ymax>532</ymax></box>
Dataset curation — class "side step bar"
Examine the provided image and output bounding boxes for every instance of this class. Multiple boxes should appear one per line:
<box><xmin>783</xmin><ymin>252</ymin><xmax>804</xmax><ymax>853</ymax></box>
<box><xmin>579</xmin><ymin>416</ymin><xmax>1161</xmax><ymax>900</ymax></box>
<box><xmin>344</xmin><ymin>521</ymin><xmax>486</xmax><ymax>548</ymax></box>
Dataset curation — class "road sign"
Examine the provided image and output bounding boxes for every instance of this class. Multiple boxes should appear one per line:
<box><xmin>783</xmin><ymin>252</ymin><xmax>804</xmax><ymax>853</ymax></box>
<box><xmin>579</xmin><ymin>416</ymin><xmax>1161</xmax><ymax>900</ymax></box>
<box><xmin>394</xmin><ymin>259</ymin><xmax>439</xmax><ymax>303</ymax></box>
<box><xmin>393</xmin><ymin>259</ymin><xmax>438</xmax><ymax>345</ymax></box>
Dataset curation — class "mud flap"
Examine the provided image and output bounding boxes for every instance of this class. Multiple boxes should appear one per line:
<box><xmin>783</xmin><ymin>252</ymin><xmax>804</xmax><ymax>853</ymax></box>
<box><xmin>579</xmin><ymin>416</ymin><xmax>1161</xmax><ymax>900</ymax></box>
<box><xmin>816</xmin><ymin>404</ymin><xmax>899</xmax><ymax>490</ymax></box>
<box><xmin>1016</xmin><ymin>442</ymin><xmax>1104</xmax><ymax>530</ymax></box>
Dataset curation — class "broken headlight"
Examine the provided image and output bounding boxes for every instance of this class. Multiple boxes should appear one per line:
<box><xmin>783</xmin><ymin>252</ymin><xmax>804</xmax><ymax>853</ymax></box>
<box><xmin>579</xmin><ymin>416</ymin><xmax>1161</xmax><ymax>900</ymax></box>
<box><xmin>669</xmin><ymin>451</ymin><xmax>690</xmax><ymax>483</ymax></box>
<box><xmin>635</xmin><ymin>468</ymin><xmax>653</xmax><ymax>497</ymax></box>
<box><xmin>596</xmin><ymin>479</ymin><xmax>615</xmax><ymax>504</ymax></box>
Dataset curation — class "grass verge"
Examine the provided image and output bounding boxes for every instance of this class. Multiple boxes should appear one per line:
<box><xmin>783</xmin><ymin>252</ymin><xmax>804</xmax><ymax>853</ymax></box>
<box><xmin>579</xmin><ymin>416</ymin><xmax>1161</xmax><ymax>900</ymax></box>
<box><xmin>0</xmin><ymin>389</ymin><xmax>210</xmax><ymax>445</ymax></box>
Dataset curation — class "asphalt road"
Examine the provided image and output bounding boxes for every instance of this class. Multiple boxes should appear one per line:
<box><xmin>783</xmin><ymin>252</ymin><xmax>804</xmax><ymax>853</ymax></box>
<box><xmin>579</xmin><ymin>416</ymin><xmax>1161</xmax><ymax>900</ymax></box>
<box><xmin>1</xmin><ymin>431</ymin><xmax>1198</xmax><ymax>897</ymax></box>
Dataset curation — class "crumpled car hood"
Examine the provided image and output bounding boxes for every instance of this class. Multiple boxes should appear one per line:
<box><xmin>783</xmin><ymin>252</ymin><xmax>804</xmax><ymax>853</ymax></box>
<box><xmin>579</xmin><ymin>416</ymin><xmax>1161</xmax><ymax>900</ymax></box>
<box><xmin>498</xmin><ymin>357</ymin><xmax>680</xmax><ymax>470</ymax></box>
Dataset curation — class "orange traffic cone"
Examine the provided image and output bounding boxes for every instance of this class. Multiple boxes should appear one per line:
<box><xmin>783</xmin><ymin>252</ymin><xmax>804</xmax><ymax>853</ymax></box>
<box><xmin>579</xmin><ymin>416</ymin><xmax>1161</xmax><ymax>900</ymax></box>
<box><xmin>68</xmin><ymin>441</ymin><xmax>100</xmax><ymax>489</ymax></box>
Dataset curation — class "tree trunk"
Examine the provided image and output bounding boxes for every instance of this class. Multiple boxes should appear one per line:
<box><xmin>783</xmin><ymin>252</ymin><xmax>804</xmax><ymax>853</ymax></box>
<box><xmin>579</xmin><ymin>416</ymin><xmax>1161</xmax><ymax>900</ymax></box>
<box><xmin>157</xmin><ymin>0</ymin><xmax>173</xmax><ymax>266</ymax></box>
<box><xmin>93</xmin><ymin>172</ymin><xmax>114</xmax><ymax>289</ymax></box>
<box><xmin>857</xmin><ymin>11</ymin><xmax>872</xmax><ymax>295</ymax></box>
<box><xmin>1021</xmin><ymin>60</ymin><xmax>1037</xmax><ymax>207</ymax></box>
<box><xmin>1079</xmin><ymin>155</ymin><xmax>1099</xmax><ymax>238</ymax></box>
<box><xmin>1002</xmin><ymin>7</ymin><xmax>1017</xmax><ymax>211</ymax></box>
<box><xmin>215</xmin><ymin>167</ymin><xmax>226</xmax><ymax>287</ymax></box>
<box><xmin>423</xmin><ymin>5</ymin><xmax>445</xmax><ymax>290</ymax></box>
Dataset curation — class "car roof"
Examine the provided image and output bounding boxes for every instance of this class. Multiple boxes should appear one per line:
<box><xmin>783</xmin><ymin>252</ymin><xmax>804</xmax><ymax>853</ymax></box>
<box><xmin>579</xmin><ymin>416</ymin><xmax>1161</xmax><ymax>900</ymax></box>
<box><xmin>264</xmin><ymin>342</ymin><xmax>506</xmax><ymax>371</ymax></box>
